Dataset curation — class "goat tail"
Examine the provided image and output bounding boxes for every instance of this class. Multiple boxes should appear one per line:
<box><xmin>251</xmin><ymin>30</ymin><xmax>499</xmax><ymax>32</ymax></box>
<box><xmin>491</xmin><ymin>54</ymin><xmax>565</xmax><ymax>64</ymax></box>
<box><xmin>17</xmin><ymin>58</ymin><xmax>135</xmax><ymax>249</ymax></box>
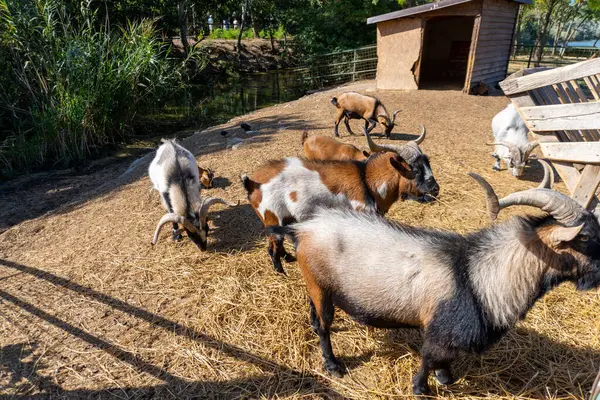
<box><xmin>330</xmin><ymin>97</ymin><xmax>340</xmax><ymax>108</ymax></box>
<box><xmin>265</xmin><ymin>225</ymin><xmax>298</xmax><ymax>247</ymax></box>
<box><xmin>301</xmin><ymin>130</ymin><xmax>309</xmax><ymax>145</ymax></box>
<box><xmin>240</xmin><ymin>174</ymin><xmax>260</xmax><ymax>194</ymax></box>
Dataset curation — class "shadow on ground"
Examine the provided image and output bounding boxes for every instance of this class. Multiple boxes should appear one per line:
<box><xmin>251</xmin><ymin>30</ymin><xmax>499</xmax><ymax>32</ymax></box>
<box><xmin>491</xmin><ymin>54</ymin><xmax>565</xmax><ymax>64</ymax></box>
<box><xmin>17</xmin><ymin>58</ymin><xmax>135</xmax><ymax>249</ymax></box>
<box><xmin>377</xmin><ymin>323</ymin><xmax>599</xmax><ymax>398</ymax></box>
<box><xmin>0</xmin><ymin>114</ymin><xmax>320</xmax><ymax>234</ymax></box>
<box><xmin>0</xmin><ymin>259</ymin><xmax>341</xmax><ymax>398</ymax></box>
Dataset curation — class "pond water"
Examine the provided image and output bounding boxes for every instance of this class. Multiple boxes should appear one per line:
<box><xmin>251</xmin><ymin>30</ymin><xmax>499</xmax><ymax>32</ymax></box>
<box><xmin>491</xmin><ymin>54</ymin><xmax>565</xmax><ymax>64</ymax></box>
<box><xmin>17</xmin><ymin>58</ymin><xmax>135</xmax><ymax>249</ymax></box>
<box><xmin>149</xmin><ymin>69</ymin><xmax>309</xmax><ymax>134</ymax></box>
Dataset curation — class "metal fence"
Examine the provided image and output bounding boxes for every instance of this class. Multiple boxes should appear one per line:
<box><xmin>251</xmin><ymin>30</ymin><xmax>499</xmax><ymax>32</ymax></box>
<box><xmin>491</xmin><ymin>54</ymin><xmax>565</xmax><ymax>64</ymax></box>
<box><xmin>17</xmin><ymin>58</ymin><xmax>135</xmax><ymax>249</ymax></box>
<box><xmin>508</xmin><ymin>45</ymin><xmax>598</xmax><ymax>73</ymax></box>
<box><xmin>296</xmin><ymin>43</ymin><xmax>598</xmax><ymax>88</ymax></box>
<box><xmin>295</xmin><ymin>45</ymin><xmax>377</xmax><ymax>88</ymax></box>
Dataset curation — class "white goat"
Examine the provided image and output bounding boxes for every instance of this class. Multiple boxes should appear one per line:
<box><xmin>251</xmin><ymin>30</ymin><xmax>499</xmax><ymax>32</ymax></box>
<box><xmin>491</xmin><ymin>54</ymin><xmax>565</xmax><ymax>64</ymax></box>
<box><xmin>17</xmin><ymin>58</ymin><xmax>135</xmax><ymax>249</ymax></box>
<box><xmin>488</xmin><ymin>104</ymin><xmax>538</xmax><ymax>177</ymax></box>
<box><xmin>149</xmin><ymin>139</ymin><xmax>237</xmax><ymax>250</ymax></box>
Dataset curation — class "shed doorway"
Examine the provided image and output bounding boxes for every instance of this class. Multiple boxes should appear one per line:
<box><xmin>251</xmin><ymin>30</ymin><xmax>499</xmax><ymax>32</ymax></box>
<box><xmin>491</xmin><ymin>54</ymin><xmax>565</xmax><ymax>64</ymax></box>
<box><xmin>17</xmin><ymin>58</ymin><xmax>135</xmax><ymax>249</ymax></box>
<box><xmin>419</xmin><ymin>16</ymin><xmax>475</xmax><ymax>90</ymax></box>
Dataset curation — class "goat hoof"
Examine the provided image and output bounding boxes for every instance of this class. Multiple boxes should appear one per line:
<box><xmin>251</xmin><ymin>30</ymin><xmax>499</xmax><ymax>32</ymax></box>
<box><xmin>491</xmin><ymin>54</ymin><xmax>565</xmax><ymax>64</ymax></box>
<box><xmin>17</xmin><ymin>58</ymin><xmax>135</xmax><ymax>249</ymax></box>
<box><xmin>273</xmin><ymin>263</ymin><xmax>286</xmax><ymax>275</ymax></box>
<box><xmin>492</xmin><ymin>166</ymin><xmax>501</xmax><ymax>171</ymax></box>
<box><xmin>435</xmin><ymin>369</ymin><xmax>454</xmax><ymax>385</ymax></box>
<box><xmin>284</xmin><ymin>253</ymin><xmax>296</xmax><ymax>263</ymax></box>
<box><xmin>324</xmin><ymin>360</ymin><xmax>344</xmax><ymax>378</ymax></box>
<box><xmin>412</xmin><ymin>384</ymin><xmax>431</xmax><ymax>397</ymax></box>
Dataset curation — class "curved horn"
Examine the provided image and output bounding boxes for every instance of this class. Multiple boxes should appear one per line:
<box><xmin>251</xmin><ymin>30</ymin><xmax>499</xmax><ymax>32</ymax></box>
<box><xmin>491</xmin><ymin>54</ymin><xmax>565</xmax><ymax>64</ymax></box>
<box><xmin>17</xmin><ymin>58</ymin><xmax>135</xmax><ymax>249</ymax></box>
<box><xmin>524</xmin><ymin>140</ymin><xmax>540</xmax><ymax>159</ymax></box>
<box><xmin>486</xmin><ymin>141</ymin><xmax>521</xmax><ymax>160</ymax></box>
<box><xmin>199</xmin><ymin>197</ymin><xmax>239</xmax><ymax>218</ymax></box>
<box><xmin>363</xmin><ymin>127</ymin><xmax>395</xmax><ymax>153</ymax></box>
<box><xmin>498</xmin><ymin>190</ymin><xmax>584</xmax><ymax>225</ymax></box>
<box><xmin>469</xmin><ymin>173</ymin><xmax>585</xmax><ymax>225</ymax></box>
<box><xmin>412</xmin><ymin>125</ymin><xmax>426</xmax><ymax>145</ymax></box>
<box><xmin>151</xmin><ymin>213</ymin><xmax>198</xmax><ymax>245</ymax></box>
<box><xmin>391</xmin><ymin>109</ymin><xmax>401</xmax><ymax>124</ymax></box>
<box><xmin>468</xmin><ymin>173</ymin><xmax>501</xmax><ymax>221</ymax></box>
<box><xmin>537</xmin><ymin>159</ymin><xmax>554</xmax><ymax>189</ymax></box>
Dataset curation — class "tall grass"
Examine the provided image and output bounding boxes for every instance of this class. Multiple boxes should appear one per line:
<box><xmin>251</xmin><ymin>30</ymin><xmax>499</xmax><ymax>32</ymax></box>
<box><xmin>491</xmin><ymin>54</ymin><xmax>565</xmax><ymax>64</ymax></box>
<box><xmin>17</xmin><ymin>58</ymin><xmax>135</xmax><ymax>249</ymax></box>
<box><xmin>0</xmin><ymin>0</ymin><xmax>187</xmax><ymax>178</ymax></box>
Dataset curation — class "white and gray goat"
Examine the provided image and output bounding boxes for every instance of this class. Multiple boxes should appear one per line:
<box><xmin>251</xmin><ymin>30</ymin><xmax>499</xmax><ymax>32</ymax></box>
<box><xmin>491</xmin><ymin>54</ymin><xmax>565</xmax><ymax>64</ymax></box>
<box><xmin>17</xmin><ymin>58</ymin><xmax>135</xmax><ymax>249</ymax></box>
<box><xmin>268</xmin><ymin>162</ymin><xmax>600</xmax><ymax>397</ymax></box>
<box><xmin>149</xmin><ymin>139</ymin><xmax>237</xmax><ymax>250</ymax></box>
<box><xmin>489</xmin><ymin>103</ymin><xmax>539</xmax><ymax>177</ymax></box>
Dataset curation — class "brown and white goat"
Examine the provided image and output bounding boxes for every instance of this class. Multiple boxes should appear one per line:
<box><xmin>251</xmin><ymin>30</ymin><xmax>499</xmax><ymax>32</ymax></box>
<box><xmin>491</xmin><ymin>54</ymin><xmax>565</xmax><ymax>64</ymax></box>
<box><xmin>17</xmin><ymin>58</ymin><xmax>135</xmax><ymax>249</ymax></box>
<box><xmin>198</xmin><ymin>166</ymin><xmax>215</xmax><ymax>188</ymax></box>
<box><xmin>268</xmin><ymin>165</ymin><xmax>600</xmax><ymax>397</ymax></box>
<box><xmin>242</xmin><ymin>126</ymin><xmax>439</xmax><ymax>273</ymax></box>
<box><xmin>301</xmin><ymin>131</ymin><xmax>369</xmax><ymax>162</ymax></box>
<box><xmin>149</xmin><ymin>139</ymin><xmax>237</xmax><ymax>250</ymax></box>
<box><xmin>331</xmin><ymin>92</ymin><xmax>400</xmax><ymax>138</ymax></box>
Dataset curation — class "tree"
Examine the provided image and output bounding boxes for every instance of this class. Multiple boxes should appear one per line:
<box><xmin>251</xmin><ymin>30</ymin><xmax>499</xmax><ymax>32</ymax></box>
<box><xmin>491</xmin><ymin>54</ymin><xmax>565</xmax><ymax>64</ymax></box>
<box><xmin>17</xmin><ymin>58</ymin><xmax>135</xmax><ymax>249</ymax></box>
<box><xmin>178</xmin><ymin>0</ymin><xmax>189</xmax><ymax>54</ymax></box>
<box><xmin>532</xmin><ymin>0</ymin><xmax>561</xmax><ymax>65</ymax></box>
<box><xmin>236</xmin><ymin>0</ymin><xmax>249</xmax><ymax>54</ymax></box>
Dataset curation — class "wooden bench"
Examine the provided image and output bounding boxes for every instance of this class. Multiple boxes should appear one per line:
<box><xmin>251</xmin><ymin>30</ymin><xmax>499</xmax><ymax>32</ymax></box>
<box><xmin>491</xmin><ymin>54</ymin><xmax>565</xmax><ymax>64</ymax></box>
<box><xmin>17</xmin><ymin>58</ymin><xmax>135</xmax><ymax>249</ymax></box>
<box><xmin>499</xmin><ymin>58</ymin><xmax>600</xmax><ymax>211</ymax></box>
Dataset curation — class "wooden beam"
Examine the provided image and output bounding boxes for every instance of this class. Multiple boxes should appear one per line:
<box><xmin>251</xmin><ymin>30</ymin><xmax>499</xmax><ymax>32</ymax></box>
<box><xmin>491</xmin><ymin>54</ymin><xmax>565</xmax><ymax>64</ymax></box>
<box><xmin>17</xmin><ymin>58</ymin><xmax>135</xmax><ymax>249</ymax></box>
<box><xmin>521</xmin><ymin>101</ymin><xmax>600</xmax><ymax>120</ymax></box>
<box><xmin>539</xmin><ymin>142</ymin><xmax>600</xmax><ymax>163</ymax></box>
<box><xmin>500</xmin><ymin>58</ymin><xmax>600</xmax><ymax>95</ymax></box>
<box><xmin>572</xmin><ymin>165</ymin><xmax>600</xmax><ymax>208</ymax></box>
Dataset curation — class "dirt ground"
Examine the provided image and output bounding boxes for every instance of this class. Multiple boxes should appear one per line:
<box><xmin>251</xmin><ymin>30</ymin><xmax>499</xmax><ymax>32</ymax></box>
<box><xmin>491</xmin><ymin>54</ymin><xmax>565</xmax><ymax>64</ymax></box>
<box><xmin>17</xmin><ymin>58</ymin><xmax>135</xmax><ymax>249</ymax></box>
<box><xmin>1</xmin><ymin>81</ymin><xmax>598</xmax><ymax>399</ymax></box>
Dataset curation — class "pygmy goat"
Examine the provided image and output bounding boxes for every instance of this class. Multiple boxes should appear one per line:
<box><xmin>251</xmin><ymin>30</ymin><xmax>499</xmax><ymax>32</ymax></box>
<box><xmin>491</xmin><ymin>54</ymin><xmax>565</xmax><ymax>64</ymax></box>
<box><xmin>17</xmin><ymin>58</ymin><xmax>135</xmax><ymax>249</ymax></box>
<box><xmin>301</xmin><ymin>131</ymin><xmax>369</xmax><ymax>162</ymax></box>
<box><xmin>331</xmin><ymin>92</ymin><xmax>400</xmax><ymax>138</ymax></box>
<box><xmin>270</xmin><ymin>173</ymin><xmax>600</xmax><ymax>396</ymax></box>
<box><xmin>242</xmin><ymin>126</ymin><xmax>438</xmax><ymax>273</ymax></box>
<box><xmin>149</xmin><ymin>139</ymin><xmax>237</xmax><ymax>250</ymax></box>
<box><xmin>488</xmin><ymin>103</ymin><xmax>539</xmax><ymax>177</ymax></box>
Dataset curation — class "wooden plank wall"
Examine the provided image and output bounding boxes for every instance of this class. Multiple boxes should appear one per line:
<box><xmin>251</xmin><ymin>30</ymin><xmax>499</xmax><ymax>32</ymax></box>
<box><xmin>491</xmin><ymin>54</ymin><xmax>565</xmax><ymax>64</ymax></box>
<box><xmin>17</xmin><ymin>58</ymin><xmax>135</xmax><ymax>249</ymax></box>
<box><xmin>469</xmin><ymin>0</ymin><xmax>519</xmax><ymax>88</ymax></box>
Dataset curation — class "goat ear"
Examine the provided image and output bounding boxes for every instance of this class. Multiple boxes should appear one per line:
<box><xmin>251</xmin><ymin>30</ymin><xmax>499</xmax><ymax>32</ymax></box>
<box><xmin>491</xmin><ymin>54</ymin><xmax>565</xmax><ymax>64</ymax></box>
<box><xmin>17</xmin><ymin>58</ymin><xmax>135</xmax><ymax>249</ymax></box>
<box><xmin>547</xmin><ymin>224</ymin><xmax>584</xmax><ymax>247</ymax></box>
<box><xmin>390</xmin><ymin>155</ymin><xmax>412</xmax><ymax>178</ymax></box>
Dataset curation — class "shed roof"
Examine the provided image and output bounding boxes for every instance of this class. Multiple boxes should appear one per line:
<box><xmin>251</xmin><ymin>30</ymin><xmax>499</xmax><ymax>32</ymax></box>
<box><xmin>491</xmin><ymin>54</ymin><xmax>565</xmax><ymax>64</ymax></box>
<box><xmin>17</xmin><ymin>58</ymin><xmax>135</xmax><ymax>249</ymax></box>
<box><xmin>366</xmin><ymin>0</ymin><xmax>531</xmax><ymax>25</ymax></box>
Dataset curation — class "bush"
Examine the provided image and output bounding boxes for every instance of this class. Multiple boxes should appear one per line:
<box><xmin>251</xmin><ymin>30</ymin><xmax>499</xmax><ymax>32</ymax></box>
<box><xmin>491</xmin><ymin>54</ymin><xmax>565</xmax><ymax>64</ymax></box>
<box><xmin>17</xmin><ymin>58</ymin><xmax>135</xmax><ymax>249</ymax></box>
<box><xmin>208</xmin><ymin>28</ymin><xmax>254</xmax><ymax>40</ymax></box>
<box><xmin>0</xmin><ymin>0</ymin><xmax>186</xmax><ymax>178</ymax></box>
<box><xmin>259</xmin><ymin>25</ymin><xmax>285</xmax><ymax>40</ymax></box>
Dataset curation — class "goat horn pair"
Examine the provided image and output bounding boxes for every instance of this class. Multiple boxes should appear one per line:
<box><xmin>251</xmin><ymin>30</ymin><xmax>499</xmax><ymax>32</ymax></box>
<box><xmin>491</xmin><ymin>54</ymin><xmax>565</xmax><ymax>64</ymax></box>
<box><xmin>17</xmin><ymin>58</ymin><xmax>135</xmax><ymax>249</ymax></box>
<box><xmin>151</xmin><ymin>214</ymin><xmax>198</xmax><ymax>245</ymax></box>
<box><xmin>363</xmin><ymin>125</ymin><xmax>426</xmax><ymax>162</ymax></box>
<box><xmin>198</xmin><ymin>197</ymin><xmax>239</xmax><ymax>219</ymax></box>
<box><xmin>468</xmin><ymin>170</ymin><xmax>584</xmax><ymax>226</ymax></box>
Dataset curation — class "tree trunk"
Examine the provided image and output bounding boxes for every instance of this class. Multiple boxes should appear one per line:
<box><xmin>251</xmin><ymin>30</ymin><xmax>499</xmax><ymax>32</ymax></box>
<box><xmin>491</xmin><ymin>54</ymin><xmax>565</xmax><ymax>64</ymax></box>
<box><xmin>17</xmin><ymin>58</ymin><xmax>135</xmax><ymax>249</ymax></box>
<box><xmin>560</xmin><ymin>16</ymin><xmax>590</xmax><ymax>57</ymax></box>
<box><xmin>551</xmin><ymin>21</ymin><xmax>562</xmax><ymax>56</ymax></box>
<box><xmin>269</xmin><ymin>30</ymin><xmax>275</xmax><ymax>52</ymax></box>
<box><xmin>237</xmin><ymin>0</ymin><xmax>250</xmax><ymax>55</ymax></box>
<box><xmin>178</xmin><ymin>0</ymin><xmax>189</xmax><ymax>55</ymax></box>
<box><xmin>533</xmin><ymin>0</ymin><xmax>557</xmax><ymax>66</ymax></box>
<box><xmin>252</xmin><ymin>24</ymin><xmax>260</xmax><ymax>38</ymax></box>
<box><xmin>560</xmin><ymin>21</ymin><xmax>575</xmax><ymax>57</ymax></box>
<box><xmin>511</xmin><ymin>6</ymin><xmax>523</xmax><ymax>58</ymax></box>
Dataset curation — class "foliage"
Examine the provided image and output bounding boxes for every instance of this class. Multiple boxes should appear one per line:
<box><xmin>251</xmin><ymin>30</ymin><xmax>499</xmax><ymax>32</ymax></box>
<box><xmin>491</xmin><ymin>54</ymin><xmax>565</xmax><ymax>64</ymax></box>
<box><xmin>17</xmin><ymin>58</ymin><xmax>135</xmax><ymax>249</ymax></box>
<box><xmin>278</xmin><ymin>0</ymin><xmax>408</xmax><ymax>54</ymax></box>
<box><xmin>209</xmin><ymin>28</ymin><xmax>253</xmax><ymax>40</ymax></box>
<box><xmin>0</xmin><ymin>0</ymin><xmax>188</xmax><ymax>178</ymax></box>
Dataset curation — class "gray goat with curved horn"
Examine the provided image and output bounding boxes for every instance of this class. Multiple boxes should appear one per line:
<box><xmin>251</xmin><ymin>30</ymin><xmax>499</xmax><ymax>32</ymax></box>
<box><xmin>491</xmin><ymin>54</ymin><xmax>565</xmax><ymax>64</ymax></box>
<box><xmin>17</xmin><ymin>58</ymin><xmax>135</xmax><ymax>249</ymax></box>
<box><xmin>149</xmin><ymin>139</ymin><xmax>238</xmax><ymax>250</ymax></box>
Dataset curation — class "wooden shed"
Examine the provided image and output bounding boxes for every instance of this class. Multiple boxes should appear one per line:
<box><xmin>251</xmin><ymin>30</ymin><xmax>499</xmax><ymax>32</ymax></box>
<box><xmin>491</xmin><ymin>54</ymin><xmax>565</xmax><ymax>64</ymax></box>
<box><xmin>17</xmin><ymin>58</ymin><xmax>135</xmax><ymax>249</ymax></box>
<box><xmin>367</xmin><ymin>0</ymin><xmax>531</xmax><ymax>93</ymax></box>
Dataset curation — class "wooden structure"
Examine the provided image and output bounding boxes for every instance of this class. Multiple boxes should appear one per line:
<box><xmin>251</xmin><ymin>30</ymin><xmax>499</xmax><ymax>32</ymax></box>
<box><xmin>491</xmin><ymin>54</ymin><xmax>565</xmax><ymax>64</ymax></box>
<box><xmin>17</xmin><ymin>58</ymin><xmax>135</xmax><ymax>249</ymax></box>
<box><xmin>500</xmin><ymin>58</ymin><xmax>600</xmax><ymax>209</ymax></box>
<box><xmin>367</xmin><ymin>0</ymin><xmax>530</xmax><ymax>93</ymax></box>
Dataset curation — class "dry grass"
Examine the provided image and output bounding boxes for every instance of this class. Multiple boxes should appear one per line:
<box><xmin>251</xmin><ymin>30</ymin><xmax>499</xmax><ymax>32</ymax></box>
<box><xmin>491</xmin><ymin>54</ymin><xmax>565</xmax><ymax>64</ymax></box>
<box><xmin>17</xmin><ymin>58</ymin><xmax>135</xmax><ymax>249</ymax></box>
<box><xmin>0</xmin><ymin>81</ymin><xmax>599</xmax><ymax>399</ymax></box>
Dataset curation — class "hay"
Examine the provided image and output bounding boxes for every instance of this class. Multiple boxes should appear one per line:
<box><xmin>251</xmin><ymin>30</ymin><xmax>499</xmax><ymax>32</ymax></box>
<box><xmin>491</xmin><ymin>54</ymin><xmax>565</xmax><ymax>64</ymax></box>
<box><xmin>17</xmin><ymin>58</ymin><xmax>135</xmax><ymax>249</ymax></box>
<box><xmin>0</xmin><ymin>80</ymin><xmax>599</xmax><ymax>399</ymax></box>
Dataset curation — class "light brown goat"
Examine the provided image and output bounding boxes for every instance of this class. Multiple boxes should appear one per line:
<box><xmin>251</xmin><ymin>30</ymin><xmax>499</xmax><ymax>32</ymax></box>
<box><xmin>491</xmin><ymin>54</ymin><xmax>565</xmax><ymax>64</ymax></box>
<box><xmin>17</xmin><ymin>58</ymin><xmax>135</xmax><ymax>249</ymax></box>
<box><xmin>331</xmin><ymin>92</ymin><xmax>400</xmax><ymax>138</ymax></box>
<box><xmin>301</xmin><ymin>131</ymin><xmax>369</xmax><ymax>162</ymax></box>
<box><xmin>197</xmin><ymin>166</ymin><xmax>215</xmax><ymax>189</ymax></box>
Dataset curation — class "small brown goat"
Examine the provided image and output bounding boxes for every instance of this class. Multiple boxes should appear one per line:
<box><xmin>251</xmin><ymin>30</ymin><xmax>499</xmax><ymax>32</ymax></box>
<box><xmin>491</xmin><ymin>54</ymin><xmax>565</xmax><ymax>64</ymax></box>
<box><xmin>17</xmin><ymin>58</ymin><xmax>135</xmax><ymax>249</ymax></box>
<box><xmin>197</xmin><ymin>166</ymin><xmax>215</xmax><ymax>189</ymax></box>
<box><xmin>331</xmin><ymin>92</ymin><xmax>400</xmax><ymax>138</ymax></box>
<box><xmin>301</xmin><ymin>131</ymin><xmax>369</xmax><ymax>162</ymax></box>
